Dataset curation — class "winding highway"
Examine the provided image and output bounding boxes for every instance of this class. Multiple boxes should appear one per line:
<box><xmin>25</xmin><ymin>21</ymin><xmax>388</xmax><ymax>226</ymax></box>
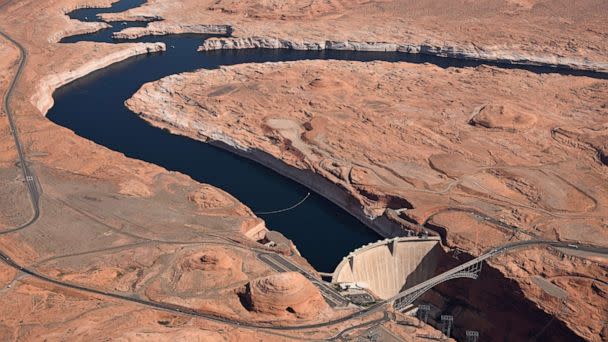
<box><xmin>0</xmin><ymin>28</ymin><xmax>40</xmax><ymax>235</ymax></box>
<box><xmin>0</xmin><ymin>1</ymin><xmax>607</xmax><ymax>336</ymax></box>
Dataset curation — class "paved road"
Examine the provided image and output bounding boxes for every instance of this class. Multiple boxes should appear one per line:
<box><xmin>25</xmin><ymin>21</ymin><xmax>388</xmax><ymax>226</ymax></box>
<box><xmin>257</xmin><ymin>252</ymin><xmax>350</xmax><ymax>307</ymax></box>
<box><xmin>387</xmin><ymin>239</ymin><xmax>608</xmax><ymax>305</ymax></box>
<box><xmin>0</xmin><ymin>2</ymin><xmax>606</xmax><ymax>333</ymax></box>
<box><xmin>0</xmin><ymin>21</ymin><xmax>40</xmax><ymax>235</ymax></box>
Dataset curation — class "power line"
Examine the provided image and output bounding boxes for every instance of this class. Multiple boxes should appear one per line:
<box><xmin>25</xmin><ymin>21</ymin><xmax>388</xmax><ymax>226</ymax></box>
<box><xmin>255</xmin><ymin>192</ymin><xmax>310</xmax><ymax>215</ymax></box>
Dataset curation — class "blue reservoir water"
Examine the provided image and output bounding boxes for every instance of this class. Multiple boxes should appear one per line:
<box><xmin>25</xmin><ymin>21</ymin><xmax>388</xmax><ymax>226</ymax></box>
<box><xmin>48</xmin><ymin>0</ymin><xmax>606</xmax><ymax>272</ymax></box>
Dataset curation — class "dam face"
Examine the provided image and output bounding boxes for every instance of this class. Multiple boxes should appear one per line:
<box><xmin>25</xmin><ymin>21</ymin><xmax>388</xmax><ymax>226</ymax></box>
<box><xmin>331</xmin><ymin>237</ymin><xmax>442</xmax><ymax>299</ymax></box>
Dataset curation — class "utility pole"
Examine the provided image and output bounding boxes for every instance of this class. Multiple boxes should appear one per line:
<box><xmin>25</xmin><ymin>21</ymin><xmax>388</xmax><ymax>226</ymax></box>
<box><xmin>418</xmin><ymin>304</ymin><xmax>430</xmax><ymax>326</ymax></box>
<box><xmin>466</xmin><ymin>330</ymin><xmax>479</xmax><ymax>342</ymax></box>
<box><xmin>441</xmin><ymin>315</ymin><xmax>453</xmax><ymax>339</ymax></box>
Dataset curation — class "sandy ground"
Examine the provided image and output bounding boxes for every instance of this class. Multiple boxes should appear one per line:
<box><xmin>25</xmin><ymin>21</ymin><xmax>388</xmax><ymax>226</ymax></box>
<box><xmin>127</xmin><ymin>60</ymin><xmax>608</xmax><ymax>340</ymax></box>
<box><xmin>0</xmin><ymin>36</ymin><xmax>30</xmax><ymax>228</ymax></box>
<box><xmin>0</xmin><ymin>0</ymin><xmax>606</xmax><ymax>340</ymax></box>
<box><xmin>0</xmin><ymin>0</ymin><xmax>436</xmax><ymax>339</ymax></box>
<box><xmin>102</xmin><ymin>0</ymin><xmax>608</xmax><ymax>71</ymax></box>
<box><xmin>0</xmin><ymin>259</ymin><xmax>306</xmax><ymax>341</ymax></box>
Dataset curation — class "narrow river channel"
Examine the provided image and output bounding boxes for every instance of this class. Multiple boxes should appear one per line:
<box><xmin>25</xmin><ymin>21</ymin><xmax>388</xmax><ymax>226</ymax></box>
<box><xmin>47</xmin><ymin>0</ymin><xmax>606</xmax><ymax>272</ymax></box>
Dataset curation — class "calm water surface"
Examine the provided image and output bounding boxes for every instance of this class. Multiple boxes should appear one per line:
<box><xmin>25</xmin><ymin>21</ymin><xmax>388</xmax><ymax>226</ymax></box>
<box><xmin>48</xmin><ymin>0</ymin><xmax>606</xmax><ymax>271</ymax></box>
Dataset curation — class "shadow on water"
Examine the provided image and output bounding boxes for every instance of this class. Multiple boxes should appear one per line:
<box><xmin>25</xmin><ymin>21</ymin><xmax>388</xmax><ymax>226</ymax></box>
<box><xmin>48</xmin><ymin>0</ymin><xmax>607</xmax><ymax>272</ymax></box>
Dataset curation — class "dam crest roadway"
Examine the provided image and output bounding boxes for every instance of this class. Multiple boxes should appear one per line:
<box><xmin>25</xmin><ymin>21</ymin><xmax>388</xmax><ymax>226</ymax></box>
<box><xmin>0</xmin><ymin>0</ymin><xmax>607</xmax><ymax>338</ymax></box>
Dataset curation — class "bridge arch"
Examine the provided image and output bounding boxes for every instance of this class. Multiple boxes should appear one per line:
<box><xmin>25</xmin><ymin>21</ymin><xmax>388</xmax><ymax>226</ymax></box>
<box><xmin>393</xmin><ymin>261</ymin><xmax>483</xmax><ymax>310</ymax></box>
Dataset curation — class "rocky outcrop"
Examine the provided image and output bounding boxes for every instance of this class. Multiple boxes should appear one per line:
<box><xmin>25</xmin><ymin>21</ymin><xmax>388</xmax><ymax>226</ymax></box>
<box><xmin>99</xmin><ymin>14</ymin><xmax>162</xmax><ymax>22</ymax></box>
<box><xmin>238</xmin><ymin>272</ymin><xmax>328</xmax><ymax>319</ymax></box>
<box><xmin>469</xmin><ymin>103</ymin><xmax>537</xmax><ymax>132</ymax></box>
<box><xmin>199</xmin><ymin>37</ymin><xmax>608</xmax><ymax>73</ymax></box>
<box><xmin>0</xmin><ymin>0</ymin><xmax>448</xmax><ymax>339</ymax></box>
<box><xmin>59</xmin><ymin>1</ymin><xmax>115</xmax><ymax>13</ymax></box>
<box><xmin>180</xmin><ymin>250</ymin><xmax>236</xmax><ymax>272</ymax></box>
<box><xmin>112</xmin><ymin>24</ymin><xmax>231</xmax><ymax>39</ymax></box>
<box><xmin>48</xmin><ymin>21</ymin><xmax>110</xmax><ymax>43</ymax></box>
<box><xmin>32</xmin><ymin>42</ymin><xmax>165</xmax><ymax>115</ymax></box>
<box><xmin>125</xmin><ymin>60</ymin><xmax>608</xmax><ymax>340</ymax></box>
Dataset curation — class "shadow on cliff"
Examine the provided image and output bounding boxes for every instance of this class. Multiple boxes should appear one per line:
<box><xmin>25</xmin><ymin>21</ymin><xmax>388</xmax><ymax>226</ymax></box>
<box><xmin>418</xmin><ymin>252</ymin><xmax>584</xmax><ymax>341</ymax></box>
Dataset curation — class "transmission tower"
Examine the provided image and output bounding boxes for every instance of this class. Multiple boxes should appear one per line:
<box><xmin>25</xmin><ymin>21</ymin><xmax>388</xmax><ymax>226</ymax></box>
<box><xmin>418</xmin><ymin>304</ymin><xmax>430</xmax><ymax>326</ymax></box>
<box><xmin>466</xmin><ymin>330</ymin><xmax>479</xmax><ymax>342</ymax></box>
<box><xmin>441</xmin><ymin>315</ymin><xmax>453</xmax><ymax>339</ymax></box>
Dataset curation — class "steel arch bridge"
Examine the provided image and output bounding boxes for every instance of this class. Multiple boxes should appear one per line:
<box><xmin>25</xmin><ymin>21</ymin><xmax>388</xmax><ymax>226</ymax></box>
<box><xmin>385</xmin><ymin>239</ymin><xmax>603</xmax><ymax>312</ymax></box>
<box><xmin>393</xmin><ymin>261</ymin><xmax>483</xmax><ymax>311</ymax></box>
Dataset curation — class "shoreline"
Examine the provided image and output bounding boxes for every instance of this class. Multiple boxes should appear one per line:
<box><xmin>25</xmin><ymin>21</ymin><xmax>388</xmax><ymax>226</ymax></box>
<box><xmin>33</xmin><ymin>42</ymin><xmax>165</xmax><ymax>115</ymax></box>
<box><xmin>131</xmin><ymin>110</ymin><xmax>593</xmax><ymax>340</ymax></box>
<box><xmin>35</xmin><ymin>33</ymin><xmax>599</xmax><ymax>340</ymax></box>
<box><xmin>199</xmin><ymin>36</ymin><xmax>608</xmax><ymax>74</ymax></box>
<box><xmin>103</xmin><ymin>23</ymin><xmax>608</xmax><ymax>74</ymax></box>
<box><xmin>131</xmin><ymin>109</ymin><xmax>427</xmax><ymax>244</ymax></box>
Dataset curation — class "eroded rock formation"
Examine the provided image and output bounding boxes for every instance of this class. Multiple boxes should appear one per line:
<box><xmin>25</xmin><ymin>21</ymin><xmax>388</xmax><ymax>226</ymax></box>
<box><xmin>239</xmin><ymin>272</ymin><xmax>329</xmax><ymax>319</ymax></box>
<box><xmin>127</xmin><ymin>60</ymin><xmax>608</xmax><ymax>340</ymax></box>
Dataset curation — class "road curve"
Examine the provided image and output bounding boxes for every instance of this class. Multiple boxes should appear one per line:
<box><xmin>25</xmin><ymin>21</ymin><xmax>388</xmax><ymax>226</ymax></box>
<box><xmin>0</xmin><ymin>2</ymin><xmax>607</xmax><ymax>333</ymax></box>
<box><xmin>386</xmin><ymin>239</ymin><xmax>608</xmax><ymax>304</ymax></box>
<box><xmin>0</xmin><ymin>24</ymin><xmax>41</xmax><ymax>235</ymax></box>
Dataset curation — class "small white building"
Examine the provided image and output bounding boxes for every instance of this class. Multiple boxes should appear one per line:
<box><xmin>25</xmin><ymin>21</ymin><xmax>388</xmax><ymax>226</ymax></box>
<box><xmin>338</xmin><ymin>282</ymin><xmax>369</xmax><ymax>291</ymax></box>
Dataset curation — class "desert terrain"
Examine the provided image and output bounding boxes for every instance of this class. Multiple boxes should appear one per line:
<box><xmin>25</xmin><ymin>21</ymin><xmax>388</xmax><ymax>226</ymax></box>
<box><xmin>0</xmin><ymin>0</ymin><xmax>452</xmax><ymax>340</ymax></box>
<box><xmin>127</xmin><ymin>60</ymin><xmax>608</xmax><ymax>339</ymax></box>
<box><xmin>102</xmin><ymin>0</ymin><xmax>608</xmax><ymax>71</ymax></box>
<box><xmin>0</xmin><ymin>0</ymin><xmax>606</xmax><ymax>340</ymax></box>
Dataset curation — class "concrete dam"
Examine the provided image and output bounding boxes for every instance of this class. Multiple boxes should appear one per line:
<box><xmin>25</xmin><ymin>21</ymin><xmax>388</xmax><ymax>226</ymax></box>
<box><xmin>331</xmin><ymin>236</ymin><xmax>443</xmax><ymax>299</ymax></box>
